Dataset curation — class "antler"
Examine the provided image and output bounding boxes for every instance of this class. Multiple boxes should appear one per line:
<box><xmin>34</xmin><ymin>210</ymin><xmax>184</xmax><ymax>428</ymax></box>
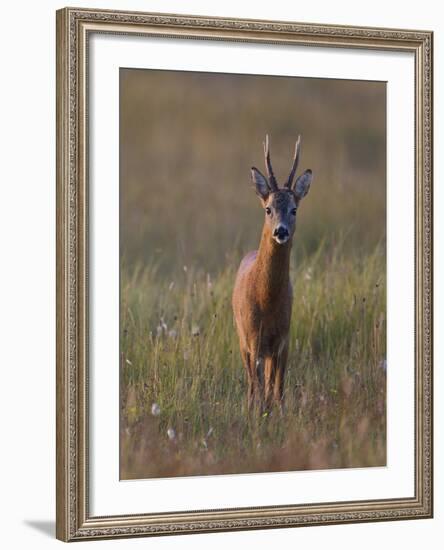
<box><xmin>263</xmin><ymin>134</ymin><xmax>278</xmax><ymax>192</ymax></box>
<box><xmin>285</xmin><ymin>135</ymin><xmax>301</xmax><ymax>189</ymax></box>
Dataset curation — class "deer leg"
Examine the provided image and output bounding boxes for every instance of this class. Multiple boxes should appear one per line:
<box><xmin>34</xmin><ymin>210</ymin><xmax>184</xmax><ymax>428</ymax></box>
<box><xmin>264</xmin><ymin>356</ymin><xmax>276</xmax><ymax>413</ymax></box>
<box><xmin>240</xmin><ymin>346</ymin><xmax>255</xmax><ymax>412</ymax></box>
<box><xmin>254</xmin><ymin>355</ymin><xmax>266</xmax><ymax>413</ymax></box>
<box><xmin>273</xmin><ymin>342</ymin><xmax>288</xmax><ymax>414</ymax></box>
<box><xmin>247</xmin><ymin>376</ymin><xmax>255</xmax><ymax>412</ymax></box>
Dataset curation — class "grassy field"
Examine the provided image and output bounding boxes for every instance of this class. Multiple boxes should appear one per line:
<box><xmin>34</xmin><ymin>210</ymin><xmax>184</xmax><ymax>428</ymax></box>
<box><xmin>119</xmin><ymin>69</ymin><xmax>386</xmax><ymax>479</ymax></box>
<box><xmin>120</xmin><ymin>239</ymin><xmax>386</xmax><ymax>478</ymax></box>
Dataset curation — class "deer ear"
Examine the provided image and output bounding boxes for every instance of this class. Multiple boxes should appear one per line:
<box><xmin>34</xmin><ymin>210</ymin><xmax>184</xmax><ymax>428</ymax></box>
<box><xmin>294</xmin><ymin>169</ymin><xmax>312</xmax><ymax>200</ymax></box>
<box><xmin>251</xmin><ymin>167</ymin><xmax>269</xmax><ymax>200</ymax></box>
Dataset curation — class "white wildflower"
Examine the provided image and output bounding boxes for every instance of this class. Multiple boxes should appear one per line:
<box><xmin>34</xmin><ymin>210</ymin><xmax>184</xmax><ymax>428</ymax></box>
<box><xmin>156</xmin><ymin>317</ymin><xmax>168</xmax><ymax>337</ymax></box>
<box><xmin>151</xmin><ymin>403</ymin><xmax>161</xmax><ymax>416</ymax></box>
<box><xmin>167</xmin><ymin>428</ymin><xmax>176</xmax><ymax>441</ymax></box>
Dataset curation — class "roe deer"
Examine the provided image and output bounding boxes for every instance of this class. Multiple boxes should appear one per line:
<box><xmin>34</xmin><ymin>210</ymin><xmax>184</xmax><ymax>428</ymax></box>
<box><xmin>232</xmin><ymin>135</ymin><xmax>313</xmax><ymax>413</ymax></box>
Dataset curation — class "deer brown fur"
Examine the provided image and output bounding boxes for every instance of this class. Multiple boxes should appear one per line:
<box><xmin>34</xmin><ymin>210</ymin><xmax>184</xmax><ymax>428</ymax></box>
<box><xmin>232</xmin><ymin>135</ymin><xmax>313</xmax><ymax>412</ymax></box>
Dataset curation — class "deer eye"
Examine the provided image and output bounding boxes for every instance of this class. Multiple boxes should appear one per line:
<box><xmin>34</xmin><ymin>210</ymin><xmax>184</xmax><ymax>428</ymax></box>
<box><xmin>265</xmin><ymin>207</ymin><xmax>272</xmax><ymax>216</ymax></box>
<box><xmin>291</xmin><ymin>208</ymin><xmax>297</xmax><ymax>215</ymax></box>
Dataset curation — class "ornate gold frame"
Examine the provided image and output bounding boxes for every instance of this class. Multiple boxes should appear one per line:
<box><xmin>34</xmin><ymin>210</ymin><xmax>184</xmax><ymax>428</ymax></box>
<box><xmin>56</xmin><ymin>7</ymin><xmax>433</xmax><ymax>542</ymax></box>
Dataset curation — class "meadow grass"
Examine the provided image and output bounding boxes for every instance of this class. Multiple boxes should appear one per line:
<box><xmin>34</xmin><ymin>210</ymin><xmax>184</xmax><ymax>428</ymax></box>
<box><xmin>120</xmin><ymin>239</ymin><xmax>386</xmax><ymax>479</ymax></box>
<box><xmin>119</xmin><ymin>69</ymin><xmax>386</xmax><ymax>478</ymax></box>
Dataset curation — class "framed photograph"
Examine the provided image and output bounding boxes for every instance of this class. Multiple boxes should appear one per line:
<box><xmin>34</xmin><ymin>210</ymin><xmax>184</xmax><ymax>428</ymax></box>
<box><xmin>56</xmin><ymin>7</ymin><xmax>433</xmax><ymax>541</ymax></box>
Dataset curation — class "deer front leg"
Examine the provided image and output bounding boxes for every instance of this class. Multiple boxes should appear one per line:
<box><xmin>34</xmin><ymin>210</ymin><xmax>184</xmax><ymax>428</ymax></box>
<box><xmin>273</xmin><ymin>341</ymin><xmax>288</xmax><ymax>414</ymax></box>
<box><xmin>240</xmin><ymin>346</ymin><xmax>255</xmax><ymax>412</ymax></box>
<box><xmin>252</xmin><ymin>353</ymin><xmax>270</xmax><ymax>414</ymax></box>
<box><xmin>264</xmin><ymin>355</ymin><xmax>276</xmax><ymax>413</ymax></box>
<box><xmin>243</xmin><ymin>345</ymin><xmax>265</xmax><ymax>413</ymax></box>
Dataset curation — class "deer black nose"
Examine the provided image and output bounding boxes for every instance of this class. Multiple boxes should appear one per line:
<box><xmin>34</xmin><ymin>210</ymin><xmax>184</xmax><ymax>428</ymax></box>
<box><xmin>273</xmin><ymin>226</ymin><xmax>289</xmax><ymax>239</ymax></box>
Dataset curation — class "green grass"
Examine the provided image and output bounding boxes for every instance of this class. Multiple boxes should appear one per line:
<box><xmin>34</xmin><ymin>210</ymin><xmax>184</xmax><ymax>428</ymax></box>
<box><xmin>119</xmin><ymin>69</ymin><xmax>386</xmax><ymax>479</ymax></box>
<box><xmin>120</xmin><ymin>239</ymin><xmax>386</xmax><ymax>479</ymax></box>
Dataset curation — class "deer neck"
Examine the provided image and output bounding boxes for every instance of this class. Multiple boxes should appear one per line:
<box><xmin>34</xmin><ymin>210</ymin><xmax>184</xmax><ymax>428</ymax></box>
<box><xmin>254</xmin><ymin>224</ymin><xmax>292</xmax><ymax>307</ymax></box>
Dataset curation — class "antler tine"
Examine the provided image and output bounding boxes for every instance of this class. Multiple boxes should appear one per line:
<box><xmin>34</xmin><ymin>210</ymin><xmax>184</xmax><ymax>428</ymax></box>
<box><xmin>263</xmin><ymin>134</ymin><xmax>278</xmax><ymax>191</ymax></box>
<box><xmin>285</xmin><ymin>135</ymin><xmax>301</xmax><ymax>189</ymax></box>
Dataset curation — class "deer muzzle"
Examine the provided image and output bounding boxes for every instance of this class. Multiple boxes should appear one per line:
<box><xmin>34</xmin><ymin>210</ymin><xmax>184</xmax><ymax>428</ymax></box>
<box><xmin>273</xmin><ymin>225</ymin><xmax>290</xmax><ymax>244</ymax></box>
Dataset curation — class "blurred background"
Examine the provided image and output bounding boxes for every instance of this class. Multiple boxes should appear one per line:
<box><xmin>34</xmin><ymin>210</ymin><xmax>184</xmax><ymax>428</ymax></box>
<box><xmin>119</xmin><ymin>69</ymin><xmax>386</xmax><ymax>479</ymax></box>
<box><xmin>120</xmin><ymin>69</ymin><xmax>386</xmax><ymax>275</ymax></box>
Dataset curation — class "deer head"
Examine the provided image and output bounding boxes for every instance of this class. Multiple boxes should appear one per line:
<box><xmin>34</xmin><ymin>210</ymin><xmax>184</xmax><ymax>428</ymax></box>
<box><xmin>251</xmin><ymin>135</ymin><xmax>313</xmax><ymax>244</ymax></box>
